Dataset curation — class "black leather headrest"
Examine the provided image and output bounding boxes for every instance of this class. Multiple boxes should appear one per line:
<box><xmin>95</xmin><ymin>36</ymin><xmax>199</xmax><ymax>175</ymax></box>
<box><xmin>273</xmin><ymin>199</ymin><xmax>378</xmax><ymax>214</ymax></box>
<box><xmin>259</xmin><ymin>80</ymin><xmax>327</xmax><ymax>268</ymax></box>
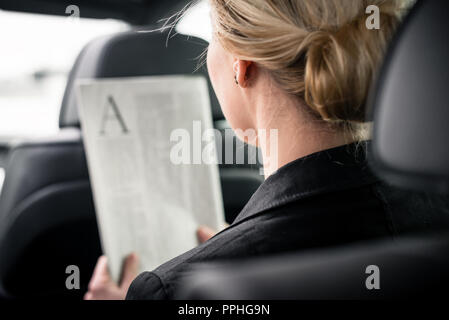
<box><xmin>59</xmin><ymin>31</ymin><xmax>223</xmax><ymax>128</ymax></box>
<box><xmin>370</xmin><ymin>0</ymin><xmax>449</xmax><ymax>193</ymax></box>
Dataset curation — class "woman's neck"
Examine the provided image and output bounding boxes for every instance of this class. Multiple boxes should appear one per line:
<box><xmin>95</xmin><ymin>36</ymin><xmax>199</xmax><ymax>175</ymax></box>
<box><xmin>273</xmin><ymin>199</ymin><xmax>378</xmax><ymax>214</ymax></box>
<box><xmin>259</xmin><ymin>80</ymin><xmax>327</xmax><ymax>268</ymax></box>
<box><xmin>255</xmin><ymin>95</ymin><xmax>349</xmax><ymax>178</ymax></box>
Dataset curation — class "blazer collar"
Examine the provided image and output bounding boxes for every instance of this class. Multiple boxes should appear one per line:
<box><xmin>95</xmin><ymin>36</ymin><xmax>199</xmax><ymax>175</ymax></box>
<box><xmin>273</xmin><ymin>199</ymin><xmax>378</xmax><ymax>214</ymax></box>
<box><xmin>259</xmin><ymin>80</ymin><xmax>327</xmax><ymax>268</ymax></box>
<box><xmin>233</xmin><ymin>141</ymin><xmax>379</xmax><ymax>225</ymax></box>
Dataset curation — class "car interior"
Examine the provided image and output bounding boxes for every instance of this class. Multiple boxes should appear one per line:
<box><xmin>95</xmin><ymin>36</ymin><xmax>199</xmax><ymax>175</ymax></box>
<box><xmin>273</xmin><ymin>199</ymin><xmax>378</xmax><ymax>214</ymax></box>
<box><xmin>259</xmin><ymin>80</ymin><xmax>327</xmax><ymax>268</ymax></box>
<box><xmin>0</xmin><ymin>0</ymin><xmax>448</xmax><ymax>301</ymax></box>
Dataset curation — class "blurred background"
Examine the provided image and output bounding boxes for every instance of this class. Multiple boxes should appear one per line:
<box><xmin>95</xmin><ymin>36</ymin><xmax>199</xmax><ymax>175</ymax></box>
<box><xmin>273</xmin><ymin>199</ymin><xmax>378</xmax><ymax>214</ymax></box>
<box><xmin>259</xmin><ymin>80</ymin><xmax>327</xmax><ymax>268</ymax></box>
<box><xmin>0</xmin><ymin>0</ymin><xmax>212</xmax><ymax>192</ymax></box>
<box><xmin>0</xmin><ymin>0</ymin><xmax>212</xmax><ymax>141</ymax></box>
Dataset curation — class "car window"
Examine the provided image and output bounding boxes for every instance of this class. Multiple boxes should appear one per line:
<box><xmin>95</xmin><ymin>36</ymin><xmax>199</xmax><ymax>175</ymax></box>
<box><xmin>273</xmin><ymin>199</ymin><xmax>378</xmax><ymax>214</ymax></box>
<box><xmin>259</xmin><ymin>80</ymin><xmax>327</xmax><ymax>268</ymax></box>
<box><xmin>0</xmin><ymin>167</ymin><xmax>4</xmax><ymax>193</ymax></box>
<box><xmin>0</xmin><ymin>10</ymin><xmax>128</xmax><ymax>140</ymax></box>
<box><xmin>176</xmin><ymin>0</ymin><xmax>212</xmax><ymax>42</ymax></box>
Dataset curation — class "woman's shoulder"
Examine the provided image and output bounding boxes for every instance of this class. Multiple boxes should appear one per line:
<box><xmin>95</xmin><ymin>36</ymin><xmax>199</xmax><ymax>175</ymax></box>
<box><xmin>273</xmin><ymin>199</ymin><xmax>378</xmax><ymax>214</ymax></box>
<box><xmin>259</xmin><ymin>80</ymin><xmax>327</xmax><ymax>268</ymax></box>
<box><xmin>126</xmin><ymin>185</ymin><xmax>392</xmax><ymax>300</ymax></box>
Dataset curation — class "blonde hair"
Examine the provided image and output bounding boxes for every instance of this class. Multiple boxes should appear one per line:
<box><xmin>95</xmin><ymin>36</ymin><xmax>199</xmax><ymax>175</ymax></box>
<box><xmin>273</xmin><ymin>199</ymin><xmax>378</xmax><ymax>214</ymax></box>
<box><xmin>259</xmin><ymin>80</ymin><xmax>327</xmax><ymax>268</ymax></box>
<box><xmin>209</xmin><ymin>0</ymin><xmax>406</xmax><ymax>140</ymax></box>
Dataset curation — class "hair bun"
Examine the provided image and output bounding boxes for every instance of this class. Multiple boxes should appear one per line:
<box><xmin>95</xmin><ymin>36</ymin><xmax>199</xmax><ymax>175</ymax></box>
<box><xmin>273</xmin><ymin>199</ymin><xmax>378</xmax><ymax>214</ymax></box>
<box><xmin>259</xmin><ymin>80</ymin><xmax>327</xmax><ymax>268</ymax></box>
<box><xmin>303</xmin><ymin>21</ymin><xmax>371</xmax><ymax>123</ymax></box>
<box><xmin>303</xmin><ymin>6</ymin><xmax>403</xmax><ymax>124</ymax></box>
<box><xmin>211</xmin><ymin>0</ymin><xmax>405</xmax><ymax>130</ymax></box>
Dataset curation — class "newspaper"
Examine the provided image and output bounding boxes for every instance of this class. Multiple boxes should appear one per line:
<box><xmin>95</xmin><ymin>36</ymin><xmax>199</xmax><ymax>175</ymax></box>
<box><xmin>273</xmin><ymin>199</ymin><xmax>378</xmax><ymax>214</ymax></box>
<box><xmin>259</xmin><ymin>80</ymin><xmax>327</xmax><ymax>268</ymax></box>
<box><xmin>76</xmin><ymin>76</ymin><xmax>225</xmax><ymax>282</ymax></box>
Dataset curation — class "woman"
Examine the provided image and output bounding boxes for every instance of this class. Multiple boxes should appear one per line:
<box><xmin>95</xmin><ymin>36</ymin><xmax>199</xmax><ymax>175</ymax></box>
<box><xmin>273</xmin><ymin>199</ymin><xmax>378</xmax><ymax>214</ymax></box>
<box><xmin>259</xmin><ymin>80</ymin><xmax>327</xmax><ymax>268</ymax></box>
<box><xmin>85</xmin><ymin>0</ymin><xmax>448</xmax><ymax>300</ymax></box>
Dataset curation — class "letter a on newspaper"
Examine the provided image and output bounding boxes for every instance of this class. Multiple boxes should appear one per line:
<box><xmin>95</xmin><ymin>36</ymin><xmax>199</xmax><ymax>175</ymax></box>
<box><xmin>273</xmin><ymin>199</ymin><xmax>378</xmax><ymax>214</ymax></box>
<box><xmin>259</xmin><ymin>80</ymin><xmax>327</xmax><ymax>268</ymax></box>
<box><xmin>76</xmin><ymin>76</ymin><xmax>225</xmax><ymax>282</ymax></box>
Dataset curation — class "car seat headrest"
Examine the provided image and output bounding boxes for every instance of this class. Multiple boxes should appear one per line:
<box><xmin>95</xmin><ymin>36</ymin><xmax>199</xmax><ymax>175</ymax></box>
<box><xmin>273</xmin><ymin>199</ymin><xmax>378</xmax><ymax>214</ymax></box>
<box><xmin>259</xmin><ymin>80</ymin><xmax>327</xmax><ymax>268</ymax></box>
<box><xmin>370</xmin><ymin>0</ymin><xmax>449</xmax><ymax>193</ymax></box>
<box><xmin>59</xmin><ymin>31</ymin><xmax>223</xmax><ymax>128</ymax></box>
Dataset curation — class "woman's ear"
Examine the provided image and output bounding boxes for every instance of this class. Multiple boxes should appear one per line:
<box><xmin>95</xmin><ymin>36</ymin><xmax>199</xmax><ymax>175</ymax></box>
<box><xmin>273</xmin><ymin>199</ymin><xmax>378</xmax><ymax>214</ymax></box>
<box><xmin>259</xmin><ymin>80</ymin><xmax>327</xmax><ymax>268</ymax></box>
<box><xmin>233</xmin><ymin>59</ymin><xmax>254</xmax><ymax>88</ymax></box>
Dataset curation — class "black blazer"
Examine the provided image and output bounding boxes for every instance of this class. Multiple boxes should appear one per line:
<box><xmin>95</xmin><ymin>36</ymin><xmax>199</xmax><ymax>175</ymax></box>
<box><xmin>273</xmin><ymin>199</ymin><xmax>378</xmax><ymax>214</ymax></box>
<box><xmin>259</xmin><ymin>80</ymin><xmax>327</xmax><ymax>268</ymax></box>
<box><xmin>126</xmin><ymin>142</ymin><xmax>449</xmax><ymax>300</ymax></box>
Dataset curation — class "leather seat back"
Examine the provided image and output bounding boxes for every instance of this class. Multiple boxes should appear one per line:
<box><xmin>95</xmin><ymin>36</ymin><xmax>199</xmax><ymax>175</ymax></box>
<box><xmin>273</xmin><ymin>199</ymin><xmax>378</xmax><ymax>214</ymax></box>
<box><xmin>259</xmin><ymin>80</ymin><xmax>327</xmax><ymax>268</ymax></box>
<box><xmin>370</xmin><ymin>0</ymin><xmax>449</xmax><ymax>193</ymax></box>
<box><xmin>0</xmin><ymin>129</ymin><xmax>100</xmax><ymax>298</ymax></box>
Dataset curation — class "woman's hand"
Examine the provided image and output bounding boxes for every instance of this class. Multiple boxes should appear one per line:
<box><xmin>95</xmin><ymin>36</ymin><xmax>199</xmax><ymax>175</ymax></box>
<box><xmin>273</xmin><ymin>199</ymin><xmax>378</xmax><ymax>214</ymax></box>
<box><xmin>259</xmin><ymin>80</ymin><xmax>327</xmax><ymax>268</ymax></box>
<box><xmin>197</xmin><ymin>225</ymin><xmax>218</xmax><ymax>243</ymax></box>
<box><xmin>84</xmin><ymin>226</ymin><xmax>221</xmax><ymax>300</ymax></box>
<box><xmin>84</xmin><ymin>253</ymin><xmax>139</xmax><ymax>300</ymax></box>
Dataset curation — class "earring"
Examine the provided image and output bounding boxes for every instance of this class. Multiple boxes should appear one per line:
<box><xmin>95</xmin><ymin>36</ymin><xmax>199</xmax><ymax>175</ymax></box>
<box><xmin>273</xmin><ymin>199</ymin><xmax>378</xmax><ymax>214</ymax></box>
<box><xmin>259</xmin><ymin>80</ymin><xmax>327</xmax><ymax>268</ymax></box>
<box><xmin>233</xmin><ymin>61</ymin><xmax>240</xmax><ymax>86</ymax></box>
